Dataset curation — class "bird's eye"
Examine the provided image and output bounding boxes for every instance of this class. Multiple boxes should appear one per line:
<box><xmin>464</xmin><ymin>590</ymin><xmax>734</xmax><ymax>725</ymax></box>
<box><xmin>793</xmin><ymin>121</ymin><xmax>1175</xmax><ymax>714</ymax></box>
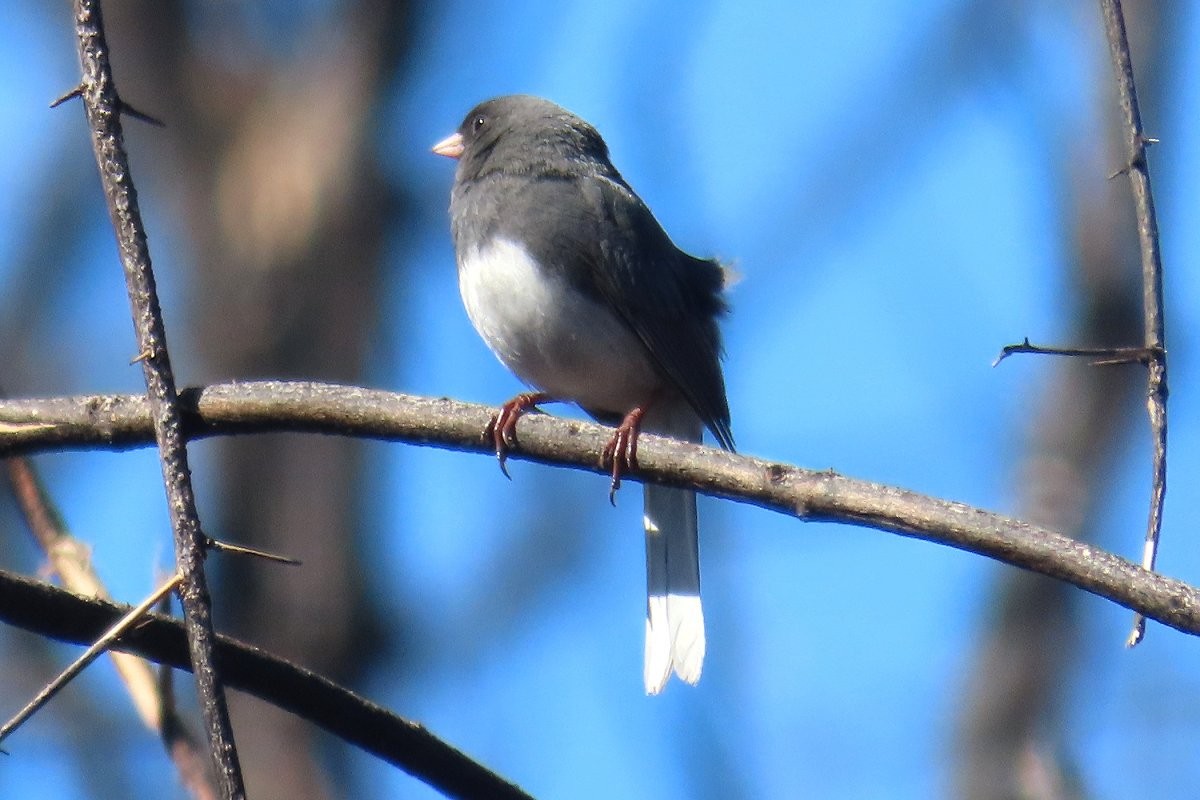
<box><xmin>471</xmin><ymin>115</ymin><xmax>487</xmax><ymax>133</ymax></box>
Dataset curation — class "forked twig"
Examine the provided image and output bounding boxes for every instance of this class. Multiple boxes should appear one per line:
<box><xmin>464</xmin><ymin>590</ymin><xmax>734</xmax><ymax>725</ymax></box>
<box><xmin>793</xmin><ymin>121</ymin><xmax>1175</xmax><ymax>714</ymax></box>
<box><xmin>999</xmin><ymin>1</ymin><xmax>1169</xmax><ymax>648</ymax></box>
<box><xmin>0</xmin><ymin>574</ymin><xmax>182</xmax><ymax>749</ymax></box>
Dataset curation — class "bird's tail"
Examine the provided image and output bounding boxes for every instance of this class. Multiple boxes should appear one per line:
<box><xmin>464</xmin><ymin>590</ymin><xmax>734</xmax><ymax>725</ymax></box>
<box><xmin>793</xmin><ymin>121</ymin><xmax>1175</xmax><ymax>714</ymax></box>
<box><xmin>642</xmin><ymin>409</ymin><xmax>705</xmax><ymax>695</ymax></box>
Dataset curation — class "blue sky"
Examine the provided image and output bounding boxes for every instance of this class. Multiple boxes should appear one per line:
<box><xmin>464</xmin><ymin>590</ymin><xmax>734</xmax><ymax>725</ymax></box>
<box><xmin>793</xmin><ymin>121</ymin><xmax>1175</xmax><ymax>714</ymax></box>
<box><xmin>2</xmin><ymin>2</ymin><xmax>1200</xmax><ymax>798</ymax></box>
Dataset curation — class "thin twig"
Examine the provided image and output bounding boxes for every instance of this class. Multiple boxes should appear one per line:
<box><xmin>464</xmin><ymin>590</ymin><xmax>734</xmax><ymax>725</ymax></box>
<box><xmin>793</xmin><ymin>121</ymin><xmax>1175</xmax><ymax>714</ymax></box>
<box><xmin>5</xmin><ymin>457</ymin><xmax>219</xmax><ymax>796</ymax></box>
<box><xmin>0</xmin><ymin>570</ymin><xmax>536</xmax><ymax>800</ymax></box>
<box><xmin>67</xmin><ymin>1</ymin><xmax>242</xmax><ymax>792</ymax></box>
<box><xmin>992</xmin><ymin>337</ymin><xmax>1159</xmax><ymax>367</ymax></box>
<box><xmin>1</xmin><ymin>382</ymin><xmax>1199</xmax><ymax>626</ymax></box>
<box><xmin>1098</xmin><ymin>0</ymin><xmax>1168</xmax><ymax>647</ymax></box>
<box><xmin>0</xmin><ymin>573</ymin><xmax>182</xmax><ymax>748</ymax></box>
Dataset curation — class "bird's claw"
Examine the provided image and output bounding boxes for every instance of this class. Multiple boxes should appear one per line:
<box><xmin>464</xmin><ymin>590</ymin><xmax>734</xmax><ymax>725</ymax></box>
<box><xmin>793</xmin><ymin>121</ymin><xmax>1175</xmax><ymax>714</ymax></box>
<box><xmin>496</xmin><ymin>450</ymin><xmax>513</xmax><ymax>480</ymax></box>
<box><xmin>601</xmin><ymin>407</ymin><xmax>644</xmax><ymax>506</ymax></box>
<box><xmin>484</xmin><ymin>392</ymin><xmax>550</xmax><ymax>478</ymax></box>
<box><xmin>482</xmin><ymin>415</ymin><xmax>513</xmax><ymax>479</ymax></box>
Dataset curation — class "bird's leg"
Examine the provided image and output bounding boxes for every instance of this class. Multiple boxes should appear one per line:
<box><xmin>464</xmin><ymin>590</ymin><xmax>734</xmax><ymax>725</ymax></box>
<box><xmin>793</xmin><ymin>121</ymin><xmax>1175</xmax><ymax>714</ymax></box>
<box><xmin>601</xmin><ymin>406</ymin><xmax>646</xmax><ymax>505</ymax></box>
<box><xmin>484</xmin><ymin>392</ymin><xmax>553</xmax><ymax>478</ymax></box>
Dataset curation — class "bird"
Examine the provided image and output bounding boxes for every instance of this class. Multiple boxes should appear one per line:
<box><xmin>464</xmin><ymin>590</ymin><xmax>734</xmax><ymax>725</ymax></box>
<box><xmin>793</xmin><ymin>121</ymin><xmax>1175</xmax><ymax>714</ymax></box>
<box><xmin>432</xmin><ymin>95</ymin><xmax>733</xmax><ymax>694</ymax></box>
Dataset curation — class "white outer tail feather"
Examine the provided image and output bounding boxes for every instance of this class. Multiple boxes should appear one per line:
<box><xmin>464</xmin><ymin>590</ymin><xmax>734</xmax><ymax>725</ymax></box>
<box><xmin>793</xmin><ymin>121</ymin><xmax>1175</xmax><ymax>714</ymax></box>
<box><xmin>644</xmin><ymin>595</ymin><xmax>672</xmax><ymax>692</ymax></box>
<box><xmin>642</xmin><ymin>407</ymin><xmax>706</xmax><ymax>695</ymax></box>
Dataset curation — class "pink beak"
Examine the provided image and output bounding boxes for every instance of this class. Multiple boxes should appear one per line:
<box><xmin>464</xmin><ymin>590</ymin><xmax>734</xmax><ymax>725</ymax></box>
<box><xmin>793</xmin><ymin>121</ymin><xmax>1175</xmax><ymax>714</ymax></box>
<box><xmin>431</xmin><ymin>132</ymin><xmax>464</xmax><ymax>159</ymax></box>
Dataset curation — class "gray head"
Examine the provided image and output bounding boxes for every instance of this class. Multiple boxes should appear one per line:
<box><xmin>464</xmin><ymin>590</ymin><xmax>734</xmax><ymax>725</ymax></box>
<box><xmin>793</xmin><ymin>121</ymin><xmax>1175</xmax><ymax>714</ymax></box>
<box><xmin>432</xmin><ymin>95</ymin><xmax>614</xmax><ymax>184</ymax></box>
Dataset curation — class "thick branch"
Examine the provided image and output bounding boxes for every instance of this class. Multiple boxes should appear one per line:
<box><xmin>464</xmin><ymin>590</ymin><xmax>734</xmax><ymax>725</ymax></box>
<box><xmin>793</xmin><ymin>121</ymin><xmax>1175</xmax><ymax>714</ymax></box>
<box><xmin>2</xmin><ymin>381</ymin><xmax>1199</xmax><ymax>635</ymax></box>
<box><xmin>68</xmin><ymin>1</ymin><xmax>240</xmax><ymax>790</ymax></box>
<box><xmin>0</xmin><ymin>570</ymin><xmax>533</xmax><ymax>800</ymax></box>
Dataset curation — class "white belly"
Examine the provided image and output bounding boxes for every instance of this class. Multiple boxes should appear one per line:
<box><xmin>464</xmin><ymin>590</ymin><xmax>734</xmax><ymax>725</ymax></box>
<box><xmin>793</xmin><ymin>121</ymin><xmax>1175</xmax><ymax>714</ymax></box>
<box><xmin>457</xmin><ymin>238</ymin><xmax>663</xmax><ymax>415</ymax></box>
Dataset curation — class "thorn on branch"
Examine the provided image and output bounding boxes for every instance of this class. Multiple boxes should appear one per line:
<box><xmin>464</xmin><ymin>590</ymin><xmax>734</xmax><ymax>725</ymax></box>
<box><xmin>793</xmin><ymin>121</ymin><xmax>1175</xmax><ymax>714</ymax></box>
<box><xmin>118</xmin><ymin>100</ymin><xmax>166</xmax><ymax>128</ymax></box>
<box><xmin>49</xmin><ymin>86</ymin><xmax>164</xmax><ymax>127</ymax></box>
<box><xmin>1108</xmin><ymin>145</ymin><xmax>1153</xmax><ymax>180</ymax></box>
<box><xmin>49</xmin><ymin>85</ymin><xmax>84</xmax><ymax>109</ymax></box>
<box><xmin>205</xmin><ymin>536</ymin><xmax>302</xmax><ymax>566</ymax></box>
<box><xmin>1108</xmin><ymin>155</ymin><xmax>1146</xmax><ymax>180</ymax></box>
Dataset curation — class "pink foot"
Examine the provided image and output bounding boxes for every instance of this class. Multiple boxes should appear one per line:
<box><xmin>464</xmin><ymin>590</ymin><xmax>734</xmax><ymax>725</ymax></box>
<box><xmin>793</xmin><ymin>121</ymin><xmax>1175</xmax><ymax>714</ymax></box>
<box><xmin>600</xmin><ymin>407</ymin><xmax>646</xmax><ymax>505</ymax></box>
<box><xmin>483</xmin><ymin>392</ymin><xmax>551</xmax><ymax>478</ymax></box>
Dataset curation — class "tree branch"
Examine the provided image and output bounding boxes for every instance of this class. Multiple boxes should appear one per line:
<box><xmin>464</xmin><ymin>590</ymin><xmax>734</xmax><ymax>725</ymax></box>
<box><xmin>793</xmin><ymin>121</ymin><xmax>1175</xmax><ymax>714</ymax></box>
<box><xmin>992</xmin><ymin>337</ymin><xmax>1158</xmax><ymax>367</ymax></box>
<box><xmin>1098</xmin><ymin>0</ymin><xmax>1169</xmax><ymax>647</ymax></box>
<box><xmin>67</xmin><ymin>1</ymin><xmax>241</xmax><ymax>792</ymax></box>
<box><xmin>0</xmin><ymin>574</ymin><xmax>182</xmax><ymax>748</ymax></box>
<box><xmin>0</xmin><ymin>569</ymin><xmax>534</xmax><ymax>800</ymax></box>
<box><xmin>2</xmin><ymin>381</ymin><xmax>1199</xmax><ymax>635</ymax></box>
<box><xmin>6</xmin><ymin>456</ymin><xmax>218</xmax><ymax>796</ymax></box>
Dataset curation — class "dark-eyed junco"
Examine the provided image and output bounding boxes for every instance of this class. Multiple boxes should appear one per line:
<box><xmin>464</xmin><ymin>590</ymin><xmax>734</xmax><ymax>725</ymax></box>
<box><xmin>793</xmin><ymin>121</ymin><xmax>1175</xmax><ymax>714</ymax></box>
<box><xmin>433</xmin><ymin>95</ymin><xmax>733</xmax><ymax>694</ymax></box>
